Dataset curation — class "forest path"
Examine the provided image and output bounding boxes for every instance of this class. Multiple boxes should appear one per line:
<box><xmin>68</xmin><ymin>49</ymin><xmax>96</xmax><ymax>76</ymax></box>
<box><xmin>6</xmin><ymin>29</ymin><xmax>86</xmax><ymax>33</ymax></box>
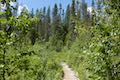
<box><xmin>61</xmin><ymin>62</ymin><xmax>79</xmax><ymax>80</ymax></box>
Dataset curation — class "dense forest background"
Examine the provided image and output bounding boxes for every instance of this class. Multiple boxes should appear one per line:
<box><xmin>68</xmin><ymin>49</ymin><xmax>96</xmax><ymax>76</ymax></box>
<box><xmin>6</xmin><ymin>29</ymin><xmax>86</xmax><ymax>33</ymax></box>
<box><xmin>0</xmin><ymin>0</ymin><xmax>120</xmax><ymax>80</ymax></box>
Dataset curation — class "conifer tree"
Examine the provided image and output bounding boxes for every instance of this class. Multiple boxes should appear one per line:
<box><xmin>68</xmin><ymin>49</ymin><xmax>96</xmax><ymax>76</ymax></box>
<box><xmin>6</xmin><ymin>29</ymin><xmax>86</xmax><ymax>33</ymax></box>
<box><xmin>64</xmin><ymin>4</ymin><xmax>70</xmax><ymax>32</ymax></box>
<box><xmin>97</xmin><ymin>0</ymin><xmax>102</xmax><ymax>10</ymax></box>
<box><xmin>71</xmin><ymin>0</ymin><xmax>75</xmax><ymax>17</ymax></box>
<box><xmin>42</xmin><ymin>7</ymin><xmax>46</xmax><ymax>40</ymax></box>
<box><xmin>45</xmin><ymin>6</ymin><xmax>51</xmax><ymax>41</ymax></box>
<box><xmin>65</xmin><ymin>0</ymin><xmax>76</xmax><ymax>48</ymax></box>
<box><xmin>76</xmin><ymin>0</ymin><xmax>81</xmax><ymax>20</ymax></box>
<box><xmin>59</xmin><ymin>3</ymin><xmax>62</xmax><ymax>17</ymax></box>
<box><xmin>91</xmin><ymin>0</ymin><xmax>96</xmax><ymax>26</ymax></box>
<box><xmin>80</xmin><ymin>0</ymin><xmax>87</xmax><ymax>20</ymax></box>
<box><xmin>51</xmin><ymin>4</ymin><xmax>63</xmax><ymax>51</ymax></box>
<box><xmin>34</xmin><ymin>8</ymin><xmax>42</xmax><ymax>38</ymax></box>
<box><xmin>52</xmin><ymin>4</ymin><xmax>58</xmax><ymax>35</ymax></box>
<box><xmin>30</xmin><ymin>8</ymin><xmax>34</xmax><ymax>18</ymax></box>
<box><xmin>62</xmin><ymin>9</ymin><xmax>65</xmax><ymax>21</ymax></box>
<box><xmin>70</xmin><ymin>0</ymin><xmax>76</xmax><ymax>31</ymax></box>
<box><xmin>35</xmin><ymin>8</ymin><xmax>39</xmax><ymax>18</ymax></box>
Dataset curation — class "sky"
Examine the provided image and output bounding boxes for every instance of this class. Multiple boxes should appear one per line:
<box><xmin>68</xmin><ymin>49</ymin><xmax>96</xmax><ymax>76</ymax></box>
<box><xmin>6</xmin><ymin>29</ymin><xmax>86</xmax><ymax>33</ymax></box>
<box><xmin>18</xmin><ymin>0</ymin><xmax>92</xmax><ymax>11</ymax></box>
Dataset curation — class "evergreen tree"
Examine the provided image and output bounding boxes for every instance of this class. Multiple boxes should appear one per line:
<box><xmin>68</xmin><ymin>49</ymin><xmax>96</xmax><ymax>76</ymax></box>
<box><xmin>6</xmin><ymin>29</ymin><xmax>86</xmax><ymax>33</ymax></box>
<box><xmin>42</xmin><ymin>7</ymin><xmax>46</xmax><ymax>40</ymax></box>
<box><xmin>97</xmin><ymin>0</ymin><xmax>102</xmax><ymax>10</ymax></box>
<box><xmin>70</xmin><ymin>0</ymin><xmax>76</xmax><ymax>35</ymax></box>
<box><xmin>35</xmin><ymin>8</ymin><xmax>39</xmax><ymax>17</ymax></box>
<box><xmin>52</xmin><ymin>4</ymin><xmax>58</xmax><ymax>18</ymax></box>
<box><xmin>62</xmin><ymin>9</ymin><xmax>65</xmax><ymax>21</ymax></box>
<box><xmin>65</xmin><ymin>0</ymin><xmax>76</xmax><ymax>48</ymax></box>
<box><xmin>91</xmin><ymin>0</ymin><xmax>96</xmax><ymax>26</ymax></box>
<box><xmin>59</xmin><ymin>3</ymin><xmax>62</xmax><ymax>23</ymax></box>
<box><xmin>20</xmin><ymin>7</ymin><xmax>29</xmax><ymax>17</ymax></box>
<box><xmin>30</xmin><ymin>8</ymin><xmax>34</xmax><ymax>18</ymax></box>
<box><xmin>59</xmin><ymin>3</ymin><xmax>62</xmax><ymax>16</ymax></box>
<box><xmin>52</xmin><ymin>3</ymin><xmax>58</xmax><ymax>34</ymax></box>
<box><xmin>52</xmin><ymin>3</ymin><xmax>62</xmax><ymax>35</ymax></box>
<box><xmin>35</xmin><ymin>8</ymin><xmax>41</xmax><ymax>37</ymax></box>
<box><xmin>64</xmin><ymin>4</ymin><xmax>70</xmax><ymax>32</ymax></box>
<box><xmin>63</xmin><ymin>4</ymin><xmax>70</xmax><ymax>45</ymax></box>
<box><xmin>76</xmin><ymin>0</ymin><xmax>81</xmax><ymax>20</ymax></box>
<box><xmin>71</xmin><ymin>0</ymin><xmax>75</xmax><ymax>17</ymax></box>
<box><xmin>81</xmin><ymin>0</ymin><xmax>88</xmax><ymax>20</ymax></box>
<box><xmin>45</xmin><ymin>6</ymin><xmax>51</xmax><ymax>41</ymax></box>
<box><xmin>51</xmin><ymin>4</ymin><xmax>63</xmax><ymax>51</ymax></box>
<box><xmin>70</xmin><ymin>0</ymin><xmax>76</xmax><ymax>30</ymax></box>
<box><xmin>92</xmin><ymin>0</ymin><xmax>95</xmax><ymax>8</ymax></box>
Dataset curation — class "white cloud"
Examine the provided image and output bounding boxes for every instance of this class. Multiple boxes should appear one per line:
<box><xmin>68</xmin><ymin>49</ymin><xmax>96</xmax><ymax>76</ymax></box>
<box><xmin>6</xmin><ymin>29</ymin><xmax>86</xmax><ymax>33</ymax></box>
<box><xmin>10</xmin><ymin>2</ymin><xmax>16</xmax><ymax>6</ymax></box>
<box><xmin>1</xmin><ymin>1</ymin><xmax>16</xmax><ymax>10</ymax></box>
<box><xmin>0</xmin><ymin>2</ymin><xmax>28</xmax><ymax>16</ymax></box>
<box><xmin>87</xmin><ymin>7</ymin><xmax>92</xmax><ymax>13</ymax></box>
<box><xmin>18</xmin><ymin>5</ymin><xmax>23</xmax><ymax>15</ymax></box>
<box><xmin>0</xmin><ymin>3</ymin><xmax>6</xmax><ymax>11</ymax></box>
<box><xmin>17</xmin><ymin>4</ymin><xmax>29</xmax><ymax>15</ymax></box>
<box><xmin>0</xmin><ymin>2</ymin><xmax>16</xmax><ymax>11</ymax></box>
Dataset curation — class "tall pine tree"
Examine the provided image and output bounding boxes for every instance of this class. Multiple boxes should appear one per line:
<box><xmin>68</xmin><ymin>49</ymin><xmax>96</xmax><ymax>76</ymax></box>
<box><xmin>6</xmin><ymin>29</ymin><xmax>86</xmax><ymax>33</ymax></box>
<box><xmin>45</xmin><ymin>6</ymin><xmax>51</xmax><ymax>41</ymax></box>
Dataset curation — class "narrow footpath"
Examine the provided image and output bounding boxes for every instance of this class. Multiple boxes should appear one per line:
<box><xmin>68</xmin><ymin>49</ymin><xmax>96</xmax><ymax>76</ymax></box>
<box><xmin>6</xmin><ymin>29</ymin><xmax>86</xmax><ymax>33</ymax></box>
<box><xmin>61</xmin><ymin>62</ymin><xmax>79</xmax><ymax>80</ymax></box>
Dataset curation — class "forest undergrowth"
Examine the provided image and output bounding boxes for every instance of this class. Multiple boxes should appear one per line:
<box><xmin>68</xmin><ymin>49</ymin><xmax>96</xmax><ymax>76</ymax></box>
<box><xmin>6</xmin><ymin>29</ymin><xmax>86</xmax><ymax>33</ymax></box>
<box><xmin>0</xmin><ymin>0</ymin><xmax>120</xmax><ymax>80</ymax></box>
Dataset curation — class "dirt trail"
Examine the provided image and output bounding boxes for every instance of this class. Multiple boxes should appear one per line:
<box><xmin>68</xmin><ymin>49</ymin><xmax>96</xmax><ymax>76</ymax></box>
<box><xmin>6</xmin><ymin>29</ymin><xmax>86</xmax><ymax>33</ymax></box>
<box><xmin>61</xmin><ymin>62</ymin><xmax>79</xmax><ymax>80</ymax></box>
